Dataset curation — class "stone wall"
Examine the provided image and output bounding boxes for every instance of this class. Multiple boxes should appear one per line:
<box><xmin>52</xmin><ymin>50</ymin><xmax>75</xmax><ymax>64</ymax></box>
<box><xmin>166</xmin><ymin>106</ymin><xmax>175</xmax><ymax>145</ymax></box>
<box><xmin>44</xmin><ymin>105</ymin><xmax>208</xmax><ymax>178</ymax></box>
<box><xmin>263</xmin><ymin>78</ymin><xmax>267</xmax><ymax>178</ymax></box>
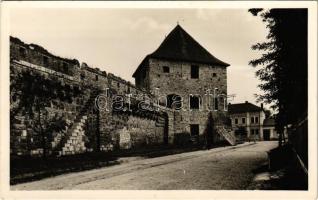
<box><xmin>146</xmin><ymin>58</ymin><xmax>228</xmax><ymax>143</ymax></box>
<box><xmin>98</xmin><ymin>93</ymin><xmax>169</xmax><ymax>151</ymax></box>
<box><xmin>10</xmin><ymin>37</ymin><xmax>79</xmax><ymax>76</ymax></box>
<box><xmin>10</xmin><ymin>36</ymin><xmax>169</xmax><ymax>156</ymax></box>
<box><xmin>10</xmin><ymin>35</ymin><xmax>233</xmax><ymax>157</ymax></box>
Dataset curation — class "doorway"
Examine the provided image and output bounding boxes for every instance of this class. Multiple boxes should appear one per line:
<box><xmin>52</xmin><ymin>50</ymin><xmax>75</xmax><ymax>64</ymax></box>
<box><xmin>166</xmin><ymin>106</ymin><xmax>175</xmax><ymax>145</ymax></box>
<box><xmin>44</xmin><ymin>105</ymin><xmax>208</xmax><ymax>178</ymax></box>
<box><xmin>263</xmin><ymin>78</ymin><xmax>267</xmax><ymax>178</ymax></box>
<box><xmin>263</xmin><ymin>129</ymin><xmax>271</xmax><ymax>141</ymax></box>
<box><xmin>190</xmin><ymin>124</ymin><xmax>199</xmax><ymax>136</ymax></box>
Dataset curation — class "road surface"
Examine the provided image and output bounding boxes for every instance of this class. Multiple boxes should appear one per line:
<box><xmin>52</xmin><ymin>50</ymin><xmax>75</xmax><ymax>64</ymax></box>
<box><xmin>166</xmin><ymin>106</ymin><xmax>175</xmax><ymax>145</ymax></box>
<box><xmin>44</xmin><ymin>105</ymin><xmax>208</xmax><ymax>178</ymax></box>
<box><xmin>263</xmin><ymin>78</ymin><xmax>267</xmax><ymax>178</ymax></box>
<box><xmin>12</xmin><ymin>141</ymin><xmax>278</xmax><ymax>190</ymax></box>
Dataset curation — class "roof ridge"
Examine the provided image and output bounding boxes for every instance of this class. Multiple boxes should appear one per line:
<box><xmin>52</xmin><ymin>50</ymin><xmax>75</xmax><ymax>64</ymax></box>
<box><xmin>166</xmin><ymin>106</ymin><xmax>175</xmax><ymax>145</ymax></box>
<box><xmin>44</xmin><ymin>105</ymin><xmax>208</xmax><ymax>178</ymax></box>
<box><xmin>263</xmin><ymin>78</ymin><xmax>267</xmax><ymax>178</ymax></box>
<box><xmin>133</xmin><ymin>24</ymin><xmax>230</xmax><ymax>78</ymax></box>
<box><xmin>149</xmin><ymin>25</ymin><xmax>229</xmax><ymax>66</ymax></box>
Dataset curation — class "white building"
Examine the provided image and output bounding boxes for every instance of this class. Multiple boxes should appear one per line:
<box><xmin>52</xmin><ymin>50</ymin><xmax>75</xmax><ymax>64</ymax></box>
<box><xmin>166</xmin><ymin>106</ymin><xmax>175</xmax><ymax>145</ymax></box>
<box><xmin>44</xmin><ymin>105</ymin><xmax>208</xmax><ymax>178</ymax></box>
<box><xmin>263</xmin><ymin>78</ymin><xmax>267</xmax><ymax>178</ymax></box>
<box><xmin>228</xmin><ymin>101</ymin><xmax>278</xmax><ymax>141</ymax></box>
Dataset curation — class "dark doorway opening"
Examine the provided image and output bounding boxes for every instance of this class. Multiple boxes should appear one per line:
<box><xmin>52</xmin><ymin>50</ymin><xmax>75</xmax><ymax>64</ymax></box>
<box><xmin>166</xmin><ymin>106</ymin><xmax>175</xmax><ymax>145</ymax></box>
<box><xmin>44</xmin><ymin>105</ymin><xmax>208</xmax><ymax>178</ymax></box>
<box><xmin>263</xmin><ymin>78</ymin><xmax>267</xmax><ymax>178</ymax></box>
<box><xmin>263</xmin><ymin>129</ymin><xmax>270</xmax><ymax>141</ymax></box>
<box><xmin>190</xmin><ymin>124</ymin><xmax>199</xmax><ymax>136</ymax></box>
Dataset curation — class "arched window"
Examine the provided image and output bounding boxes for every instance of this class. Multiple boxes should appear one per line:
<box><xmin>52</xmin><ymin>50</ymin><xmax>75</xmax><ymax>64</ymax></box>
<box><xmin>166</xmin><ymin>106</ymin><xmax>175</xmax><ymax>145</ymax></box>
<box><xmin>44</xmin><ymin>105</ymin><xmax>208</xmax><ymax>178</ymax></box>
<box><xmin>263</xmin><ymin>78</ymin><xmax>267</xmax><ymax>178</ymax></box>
<box><xmin>190</xmin><ymin>96</ymin><xmax>200</xmax><ymax>109</ymax></box>
<box><xmin>167</xmin><ymin>94</ymin><xmax>182</xmax><ymax>110</ymax></box>
<box><xmin>214</xmin><ymin>97</ymin><xmax>219</xmax><ymax>110</ymax></box>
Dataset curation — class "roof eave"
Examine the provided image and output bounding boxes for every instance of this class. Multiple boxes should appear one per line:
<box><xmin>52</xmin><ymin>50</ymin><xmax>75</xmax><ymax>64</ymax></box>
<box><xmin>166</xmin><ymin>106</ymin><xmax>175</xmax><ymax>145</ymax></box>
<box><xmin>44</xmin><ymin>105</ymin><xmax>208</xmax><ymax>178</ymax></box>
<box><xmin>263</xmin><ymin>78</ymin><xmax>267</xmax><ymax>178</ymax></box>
<box><xmin>132</xmin><ymin>55</ymin><xmax>149</xmax><ymax>78</ymax></box>
<box><xmin>148</xmin><ymin>55</ymin><xmax>230</xmax><ymax>67</ymax></box>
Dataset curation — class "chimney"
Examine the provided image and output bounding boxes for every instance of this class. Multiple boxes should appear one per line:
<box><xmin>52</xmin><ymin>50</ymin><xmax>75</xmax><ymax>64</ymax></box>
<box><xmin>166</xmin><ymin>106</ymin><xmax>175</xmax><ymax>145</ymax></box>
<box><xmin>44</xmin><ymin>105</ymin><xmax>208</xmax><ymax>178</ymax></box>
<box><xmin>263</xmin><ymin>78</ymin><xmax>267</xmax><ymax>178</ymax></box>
<box><xmin>245</xmin><ymin>101</ymin><xmax>248</xmax><ymax>104</ymax></box>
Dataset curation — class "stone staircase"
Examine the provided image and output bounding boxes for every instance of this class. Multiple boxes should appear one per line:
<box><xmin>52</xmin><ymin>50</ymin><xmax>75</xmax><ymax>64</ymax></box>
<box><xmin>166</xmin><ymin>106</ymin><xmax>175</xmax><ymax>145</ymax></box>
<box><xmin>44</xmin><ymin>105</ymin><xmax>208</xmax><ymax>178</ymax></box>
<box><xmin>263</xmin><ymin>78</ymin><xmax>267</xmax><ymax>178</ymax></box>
<box><xmin>51</xmin><ymin>118</ymin><xmax>73</xmax><ymax>149</ymax></box>
<box><xmin>53</xmin><ymin>89</ymin><xmax>99</xmax><ymax>156</ymax></box>
<box><xmin>58</xmin><ymin>115</ymin><xmax>88</xmax><ymax>156</ymax></box>
<box><xmin>215</xmin><ymin>125</ymin><xmax>236</xmax><ymax>146</ymax></box>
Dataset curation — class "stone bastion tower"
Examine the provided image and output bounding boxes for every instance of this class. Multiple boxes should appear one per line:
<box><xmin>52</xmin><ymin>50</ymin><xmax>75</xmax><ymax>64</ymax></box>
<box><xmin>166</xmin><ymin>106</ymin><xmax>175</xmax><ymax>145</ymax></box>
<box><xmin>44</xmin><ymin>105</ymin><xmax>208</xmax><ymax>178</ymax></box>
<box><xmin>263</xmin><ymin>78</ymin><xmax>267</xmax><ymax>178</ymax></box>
<box><xmin>132</xmin><ymin>25</ymin><xmax>235</xmax><ymax>145</ymax></box>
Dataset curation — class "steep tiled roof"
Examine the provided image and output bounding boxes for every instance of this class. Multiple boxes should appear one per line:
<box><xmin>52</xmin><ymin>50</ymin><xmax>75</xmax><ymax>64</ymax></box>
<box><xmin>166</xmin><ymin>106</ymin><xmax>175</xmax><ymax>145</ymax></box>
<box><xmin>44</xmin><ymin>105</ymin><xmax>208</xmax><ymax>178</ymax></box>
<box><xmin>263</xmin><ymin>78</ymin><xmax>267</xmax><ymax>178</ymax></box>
<box><xmin>149</xmin><ymin>25</ymin><xmax>229</xmax><ymax>66</ymax></box>
<box><xmin>133</xmin><ymin>25</ymin><xmax>229</xmax><ymax>77</ymax></box>
<box><xmin>228</xmin><ymin>102</ymin><xmax>263</xmax><ymax>114</ymax></box>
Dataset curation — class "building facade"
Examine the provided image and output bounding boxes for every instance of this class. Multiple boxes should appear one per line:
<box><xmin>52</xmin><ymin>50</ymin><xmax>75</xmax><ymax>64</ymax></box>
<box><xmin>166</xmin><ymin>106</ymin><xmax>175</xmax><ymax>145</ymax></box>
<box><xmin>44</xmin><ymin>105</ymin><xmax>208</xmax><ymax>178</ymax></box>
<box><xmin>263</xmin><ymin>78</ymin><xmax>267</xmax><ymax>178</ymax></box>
<box><xmin>10</xmin><ymin>25</ymin><xmax>235</xmax><ymax>157</ymax></box>
<box><xmin>228</xmin><ymin>101</ymin><xmax>278</xmax><ymax>141</ymax></box>
<box><xmin>133</xmin><ymin>25</ymin><xmax>231</xmax><ymax>143</ymax></box>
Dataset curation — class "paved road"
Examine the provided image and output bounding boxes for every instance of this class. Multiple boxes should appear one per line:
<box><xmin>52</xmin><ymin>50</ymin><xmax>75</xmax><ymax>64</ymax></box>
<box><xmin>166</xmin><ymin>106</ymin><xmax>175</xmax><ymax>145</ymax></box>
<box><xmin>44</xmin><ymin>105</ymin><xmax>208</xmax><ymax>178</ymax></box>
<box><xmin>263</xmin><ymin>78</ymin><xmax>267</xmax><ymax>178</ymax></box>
<box><xmin>12</xmin><ymin>141</ymin><xmax>278</xmax><ymax>190</ymax></box>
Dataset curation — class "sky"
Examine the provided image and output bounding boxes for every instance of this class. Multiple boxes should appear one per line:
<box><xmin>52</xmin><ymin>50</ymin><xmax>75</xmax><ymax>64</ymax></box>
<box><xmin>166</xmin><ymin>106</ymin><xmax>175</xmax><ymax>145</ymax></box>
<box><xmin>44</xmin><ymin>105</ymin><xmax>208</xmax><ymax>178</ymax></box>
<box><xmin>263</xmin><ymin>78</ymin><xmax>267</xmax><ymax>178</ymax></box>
<box><xmin>9</xmin><ymin>8</ymin><xmax>269</xmax><ymax>108</ymax></box>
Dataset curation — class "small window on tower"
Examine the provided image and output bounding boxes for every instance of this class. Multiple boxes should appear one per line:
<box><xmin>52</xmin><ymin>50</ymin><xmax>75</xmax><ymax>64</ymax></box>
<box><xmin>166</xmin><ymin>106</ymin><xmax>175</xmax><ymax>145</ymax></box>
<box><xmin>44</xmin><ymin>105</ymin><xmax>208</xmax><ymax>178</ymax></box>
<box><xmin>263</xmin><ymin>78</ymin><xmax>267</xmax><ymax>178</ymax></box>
<box><xmin>214</xmin><ymin>97</ymin><xmax>219</xmax><ymax>110</ymax></box>
<box><xmin>190</xmin><ymin>96</ymin><xmax>200</xmax><ymax>109</ymax></box>
<box><xmin>191</xmin><ymin>65</ymin><xmax>199</xmax><ymax>79</ymax></box>
<box><xmin>163</xmin><ymin>66</ymin><xmax>170</xmax><ymax>73</ymax></box>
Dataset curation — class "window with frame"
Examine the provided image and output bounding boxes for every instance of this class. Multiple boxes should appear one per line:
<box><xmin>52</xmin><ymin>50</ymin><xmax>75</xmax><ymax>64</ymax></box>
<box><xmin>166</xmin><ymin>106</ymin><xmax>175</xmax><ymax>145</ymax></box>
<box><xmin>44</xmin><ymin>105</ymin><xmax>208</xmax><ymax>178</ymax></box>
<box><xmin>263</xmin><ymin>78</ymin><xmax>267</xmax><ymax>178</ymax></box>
<box><xmin>242</xmin><ymin>117</ymin><xmax>246</xmax><ymax>124</ymax></box>
<box><xmin>191</xmin><ymin>65</ymin><xmax>199</xmax><ymax>79</ymax></box>
<box><xmin>190</xmin><ymin>96</ymin><xmax>200</xmax><ymax>109</ymax></box>
<box><xmin>95</xmin><ymin>75</ymin><xmax>99</xmax><ymax>81</ymax></box>
<box><xmin>213</xmin><ymin>73</ymin><xmax>217</xmax><ymax>77</ymax></box>
<box><xmin>214</xmin><ymin>97</ymin><xmax>219</xmax><ymax>110</ymax></box>
<box><xmin>255</xmin><ymin>117</ymin><xmax>259</xmax><ymax>123</ymax></box>
<box><xmin>235</xmin><ymin>118</ymin><xmax>238</xmax><ymax>124</ymax></box>
<box><xmin>167</xmin><ymin>94</ymin><xmax>182</xmax><ymax>110</ymax></box>
<box><xmin>251</xmin><ymin>117</ymin><xmax>255</xmax><ymax>123</ymax></box>
<box><xmin>163</xmin><ymin>66</ymin><xmax>170</xmax><ymax>73</ymax></box>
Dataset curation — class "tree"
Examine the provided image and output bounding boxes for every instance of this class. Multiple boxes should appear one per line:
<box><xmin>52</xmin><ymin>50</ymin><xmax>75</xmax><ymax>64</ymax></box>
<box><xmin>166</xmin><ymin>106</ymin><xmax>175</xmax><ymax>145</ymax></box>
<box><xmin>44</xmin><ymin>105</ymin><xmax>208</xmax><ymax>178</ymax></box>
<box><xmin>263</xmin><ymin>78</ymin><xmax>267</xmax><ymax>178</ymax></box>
<box><xmin>248</xmin><ymin>9</ymin><xmax>308</xmax><ymax>146</ymax></box>
<box><xmin>264</xmin><ymin>109</ymin><xmax>272</xmax><ymax>119</ymax></box>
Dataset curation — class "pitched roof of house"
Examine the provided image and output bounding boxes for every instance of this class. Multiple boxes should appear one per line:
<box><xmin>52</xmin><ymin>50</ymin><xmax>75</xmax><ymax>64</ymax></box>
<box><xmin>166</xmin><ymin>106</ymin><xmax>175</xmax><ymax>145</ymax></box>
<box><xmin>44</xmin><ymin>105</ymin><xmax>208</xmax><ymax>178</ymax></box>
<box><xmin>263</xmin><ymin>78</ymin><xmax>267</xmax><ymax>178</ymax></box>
<box><xmin>263</xmin><ymin>118</ymin><xmax>276</xmax><ymax>126</ymax></box>
<box><xmin>228</xmin><ymin>102</ymin><xmax>263</xmax><ymax>114</ymax></box>
<box><xmin>133</xmin><ymin>25</ymin><xmax>229</xmax><ymax>77</ymax></box>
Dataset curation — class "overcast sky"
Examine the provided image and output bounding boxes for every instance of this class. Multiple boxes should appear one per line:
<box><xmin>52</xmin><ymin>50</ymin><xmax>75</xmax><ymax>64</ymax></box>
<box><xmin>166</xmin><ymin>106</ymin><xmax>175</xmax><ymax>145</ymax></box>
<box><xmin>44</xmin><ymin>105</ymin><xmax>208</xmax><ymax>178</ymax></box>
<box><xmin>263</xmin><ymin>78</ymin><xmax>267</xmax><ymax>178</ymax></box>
<box><xmin>10</xmin><ymin>8</ymin><xmax>268</xmax><ymax>107</ymax></box>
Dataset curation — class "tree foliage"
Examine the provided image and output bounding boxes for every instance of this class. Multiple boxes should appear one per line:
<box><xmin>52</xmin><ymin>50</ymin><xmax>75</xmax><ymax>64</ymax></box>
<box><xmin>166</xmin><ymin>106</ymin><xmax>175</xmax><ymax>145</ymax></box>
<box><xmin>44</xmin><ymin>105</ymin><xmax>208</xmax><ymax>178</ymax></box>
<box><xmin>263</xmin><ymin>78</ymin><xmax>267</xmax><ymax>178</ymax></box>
<box><xmin>249</xmin><ymin>9</ymin><xmax>307</xmax><ymax>119</ymax></box>
<box><xmin>248</xmin><ymin>9</ymin><xmax>307</xmax><ymax>145</ymax></box>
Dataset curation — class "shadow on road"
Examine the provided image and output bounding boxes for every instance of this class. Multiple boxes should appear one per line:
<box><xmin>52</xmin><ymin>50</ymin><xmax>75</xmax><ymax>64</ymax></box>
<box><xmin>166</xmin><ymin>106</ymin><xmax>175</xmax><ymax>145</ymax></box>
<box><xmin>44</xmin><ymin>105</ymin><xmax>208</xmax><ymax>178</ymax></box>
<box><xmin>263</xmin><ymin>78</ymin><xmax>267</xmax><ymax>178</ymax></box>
<box><xmin>249</xmin><ymin>144</ymin><xmax>308</xmax><ymax>190</ymax></box>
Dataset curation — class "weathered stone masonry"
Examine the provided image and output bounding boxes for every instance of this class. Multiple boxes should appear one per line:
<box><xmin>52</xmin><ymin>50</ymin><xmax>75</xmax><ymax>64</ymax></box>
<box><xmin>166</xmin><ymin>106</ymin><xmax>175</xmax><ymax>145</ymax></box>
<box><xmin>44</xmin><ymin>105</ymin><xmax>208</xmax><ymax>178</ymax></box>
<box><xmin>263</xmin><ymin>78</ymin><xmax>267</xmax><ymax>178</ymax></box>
<box><xmin>10</xmin><ymin>25</ymin><xmax>235</xmax><ymax>157</ymax></box>
<box><xmin>10</xmin><ymin>36</ymin><xmax>170</xmax><ymax>156</ymax></box>
<box><xmin>133</xmin><ymin>25</ymin><xmax>233</xmax><ymax>145</ymax></box>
